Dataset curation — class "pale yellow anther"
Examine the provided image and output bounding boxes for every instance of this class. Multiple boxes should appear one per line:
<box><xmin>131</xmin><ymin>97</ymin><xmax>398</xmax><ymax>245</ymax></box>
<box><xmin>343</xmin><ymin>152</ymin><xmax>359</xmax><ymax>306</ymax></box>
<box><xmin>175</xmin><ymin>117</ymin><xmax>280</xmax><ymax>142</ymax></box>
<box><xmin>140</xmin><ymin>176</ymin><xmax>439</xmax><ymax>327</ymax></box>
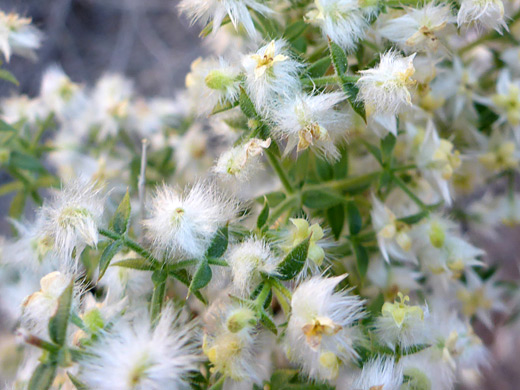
<box><xmin>381</xmin><ymin>292</ymin><xmax>424</xmax><ymax>328</ymax></box>
<box><xmin>251</xmin><ymin>41</ymin><xmax>287</xmax><ymax>79</ymax></box>
<box><xmin>302</xmin><ymin>316</ymin><xmax>342</xmax><ymax>350</ymax></box>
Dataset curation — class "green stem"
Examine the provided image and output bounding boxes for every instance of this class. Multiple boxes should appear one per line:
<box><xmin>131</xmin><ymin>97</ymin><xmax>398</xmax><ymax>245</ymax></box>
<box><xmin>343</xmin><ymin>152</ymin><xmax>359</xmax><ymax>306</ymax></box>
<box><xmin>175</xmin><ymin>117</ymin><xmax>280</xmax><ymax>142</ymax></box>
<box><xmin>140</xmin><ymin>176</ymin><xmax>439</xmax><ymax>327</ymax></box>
<box><xmin>266</xmin><ymin>195</ymin><xmax>299</xmax><ymax>227</ymax></box>
<box><xmin>306</xmin><ymin>171</ymin><xmax>380</xmax><ymax>192</ymax></box>
<box><xmin>98</xmin><ymin>228</ymin><xmax>120</xmax><ymax>241</ymax></box>
<box><xmin>301</xmin><ymin>75</ymin><xmax>359</xmax><ymax>87</ymax></box>
<box><xmin>255</xmin><ymin>281</ymin><xmax>272</xmax><ymax>308</ymax></box>
<box><xmin>266</xmin><ymin>149</ymin><xmax>294</xmax><ymax>194</ymax></box>
<box><xmin>20</xmin><ymin>333</ymin><xmax>60</xmax><ymax>354</ymax></box>
<box><xmin>392</xmin><ymin>175</ymin><xmax>428</xmax><ymax>210</ymax></box>
<box><xmin>150</xmin><ymin>270</ymin><xmax>167</xmax><ymax>325</ymax></box>
<box><xmin>209</xmin><ymin>375</ymin><xmax>226</xmax><ymax>390</ymax></box>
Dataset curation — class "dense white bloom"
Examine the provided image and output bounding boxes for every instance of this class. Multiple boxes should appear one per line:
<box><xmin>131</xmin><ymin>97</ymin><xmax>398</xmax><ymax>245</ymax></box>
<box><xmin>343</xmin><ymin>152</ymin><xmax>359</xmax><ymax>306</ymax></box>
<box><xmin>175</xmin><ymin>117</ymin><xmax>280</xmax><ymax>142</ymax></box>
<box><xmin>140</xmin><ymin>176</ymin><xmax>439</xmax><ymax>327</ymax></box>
<box><xmin>371</xmin><ymin>195</ymin><xmax>416</xmax><ymax>263</ymax></box>
<box><xmin>40</xmin><ymin>66</ymin><xmax>86</xmax><ymax>121</ymax></box>
<box><xmin>287</xmin><ymin>275</ymin><xmax>364</xmax><ymax>380</ymax></box>
<box><xmin>400</xmin><ymin>351</ymin><xmax>455</xmax><ymax>390</ymax></box>
<box><xmin>271</xmin><ymin>92</ymin><xmax>348</xmax><ymax>161</ymax></box>
<box><xmin>185</xmin><ymin>57</ymin><xmax>240</xmax><ymax>115</ymax></box>
<box><xmin>242</xmin><ymin>40</ymin><xmax>302</xmax><ymax>114</ymax></box>
<box><xmin>21</xmin><ymin>272</ymin><xmax>73</xmax><ymax>337</ymax></box>
<box><xmin>203</xmin><ymin>305</ymin><xmax>261</xmax><ymax>383</ymax></box>
<box><xmin>144</xmin><ymin>181</ymin><xmax>237</xmax><ymax>260</ymax></box>
<box><xmin>379</xmin><ymin>3</ymin><xmax>455</xmax><ymax>53</ymax></box>
<box><xmin>375</xmin><ymin>292</ymin><xmax>430</xmax><ymax>350</ymax></box>
<box><xmin>38</xmin><ymin>180</ymin><xmax>104</xmax><ymax>266</ymax></box>
<box><xmin>305</xmin><ymin>0</ymin><xmax>368</xmax><ymax>51</ymax></box>
<box><xmin>488</xmin><ymin>70</ymin><xmax>520</xmax><ymax>133</ymax></box>
<box><xmin>457</xmin><ymin>0</ymin><xmax>507</xmax><ymax>33</ymax></box>
<box><xmin>351</xmin><ymin>357</ymin><xmax>403</xmax><ymax>390</ymax></box>
<box><xmin>366</xmin><ymin>258</ymin><xmax>422</xmax><ymax>298</ymax></box>
<box><xmin>178</xmin><ymin>0</ymin><xmax>272</xmax><ymax>38</ymax></box>
<box><xmin>357</xmin><ymin>51</ymin><xmax>416</xmax><ymax>135</ymax></box>
<box><xmin>415</xmin><ymin>121</ymin><xmax>461</xmax><ymax>205</ymax></box>
<box><xmin>213</xmin><ymin>137</ymin><xmax>271</xmax><ymax>181</ymax></box>
<box><xmin>225</xmin><ymin>238</ymin><xmax>280</xmax><ymax>295</ymax></box>
<box><xmin>0</xmin><ymin>11</ymin><xmax>42</xmax><ymax>62</ymax></box>
<box><xmin>1</xmin><ymin>95</ymin><xmax>48</xmax><ymax>125</ymax></box>
<box><xmin>81</xmin><ymin>305</ymin><xmax>200</xmax><ymax>390</ymax></box>
<box><xmin>456</xmin><ymin>269</ymin><xmax>507</xmax><ymax>328</ymax></box>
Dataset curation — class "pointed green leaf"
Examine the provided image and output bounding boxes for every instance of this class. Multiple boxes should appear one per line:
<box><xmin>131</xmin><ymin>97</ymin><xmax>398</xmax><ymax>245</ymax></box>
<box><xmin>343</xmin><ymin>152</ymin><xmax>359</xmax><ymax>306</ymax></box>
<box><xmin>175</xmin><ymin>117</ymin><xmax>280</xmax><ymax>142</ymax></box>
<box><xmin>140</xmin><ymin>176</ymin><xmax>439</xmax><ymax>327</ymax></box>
<box><xmin>169</xmin><ymin>269</ymin><xmax>207</xmax><ymax>304</ymax></box>
<box><xmin>49</xmin><ymin>281</ymin><xmax>73</xmax><ymax>346</ymax></box>
<box><xmin>306</xmin><ymin>56</ymin><xmax>332</xmax><ymax>78</ymax></box>
<box><xmin>257</xmin><ymin>198</ymin><xmax>270</xmax><ymax>229</ymax></box>
<box><xmin>0</xmin><ymin>68</ymin><xmax>19</xmax><ymax>85</ymax></box>
<box><xmin>277</xmin><ymin>237</ymin><xmax>310</xmax><ymax>280</ymax></box>
<box><xmin>206</xmin><ymin>225</ymin><xmax>229</xmax><ymax>258</ymax></box>
<box><xmin>352</xmin><ymin>242</ymin><xmax>369</xmax><ymax>278</ymax></box>
<box><xmin>239</xmin><ymin>88</ymin><xmax>258</xmax><ymax>118</ymax></box>
<box><xmin>328</xmin><ymin>39</ymin><xmax>348</xmax><ymax>76</ymax></box>
<box><xmin>346</xmin><ymin>201</ymin><xmax>362</xmax><ymax>235</ymax></box>
<box><xmin>398</xmin><ymin>210</ymin><xmax>428</xmax><ymax>225</ymax></box>
<box><xmin>28</xmin><ymin>362</ymin><xmax>58</xmax><ymax>390</ymax></box>
<box><xmin>342</xmin><ymin>81</ymin><xmax>366</xmax><ymax>122</ymax></box>
<box><xmin>98</xmin><ymin>240</ymin><xmax>123</xmax><ymax>280</ymax></box>
<box><xmin>401</xmin><ymin>344</ymin><xmax>431</xmax><ymax>356</ymax></box>
<box><xmin>284</xmin><ymin>20</ymin><xmax>308</xmax><ymax>41</ymax></box>
<box><xmin>259</xmin><ymin>310</ymin><xmax>278</xmax><ymax>335</ymax></box>
<box><xmin>211</xmin><ymin>98</ymin><xmax>238</xmax><ymax>115</ymax></box>
<box><xmin>111</xmin><ymin>258</ymin><xmax>154</xmax><ymax>271</ymax></box>
<box><xmin>67</xmin><ymin>372</ymin><xmax>88</xmax><ymax>390</ymax></box>
<box><xmin>381</xmin><ymin>133</ymin><xmax>396</xmax><ymax>162</ymax></box>
<box><xmin>303</xmin><ymin>189</ymin><xmax>344</xmax><ymax>209</ymax></box>
<box><xmin>9</xmin><ymin>151</ymin><xmax>47</xmax><ymax>173</ymax></box>
<box><xmin>9</xmin><ymin>190</ymin><xmax>26</xmax><ymax>219</ymax></box>
<box><xmin>110</xmin><ymin>190</ymin><xmax>131</xmax><ymax>235</ymax></box>
<box><xmin>326</xmin><ymin>204</ymin><xmax>345</xmax><ymax>240</ymax></box>
<box><xmin>189</xmin><ymin>259</ymin><xmax>212</xmax><ymax>292</ymax></box>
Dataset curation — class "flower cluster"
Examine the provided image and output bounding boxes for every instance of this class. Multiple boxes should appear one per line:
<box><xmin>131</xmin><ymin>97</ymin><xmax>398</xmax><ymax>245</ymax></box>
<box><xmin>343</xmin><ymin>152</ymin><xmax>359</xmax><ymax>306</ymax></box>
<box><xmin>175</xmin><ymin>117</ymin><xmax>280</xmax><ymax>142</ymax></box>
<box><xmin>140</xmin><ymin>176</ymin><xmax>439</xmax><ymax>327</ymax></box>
<box><xmin>1</xmin><ymin>1</ymin><xmax>520</xmax><ymax>390</ymax></box>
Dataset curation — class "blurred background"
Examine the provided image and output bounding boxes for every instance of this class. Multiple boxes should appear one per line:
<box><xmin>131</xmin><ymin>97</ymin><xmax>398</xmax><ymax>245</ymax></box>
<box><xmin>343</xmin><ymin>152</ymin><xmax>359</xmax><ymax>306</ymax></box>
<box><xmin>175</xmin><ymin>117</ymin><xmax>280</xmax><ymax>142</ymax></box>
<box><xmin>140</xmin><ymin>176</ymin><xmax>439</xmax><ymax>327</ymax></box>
<box><xmin>0</xmin><ymin>1</ymin><xmax>519</xmax><ymax>389</ymax></box>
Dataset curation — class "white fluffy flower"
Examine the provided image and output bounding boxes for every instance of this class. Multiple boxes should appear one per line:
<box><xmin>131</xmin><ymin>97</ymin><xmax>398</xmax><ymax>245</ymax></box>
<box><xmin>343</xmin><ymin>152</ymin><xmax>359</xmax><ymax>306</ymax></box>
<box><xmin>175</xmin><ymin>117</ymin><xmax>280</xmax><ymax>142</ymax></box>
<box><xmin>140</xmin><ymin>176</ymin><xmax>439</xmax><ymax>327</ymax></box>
<box><xmin>357</xmin><ymin>51</ymin><xmax>416</xmax><ymax>135</ymax></box>
<box><xmin>39</xmin><ymin>180</ymin><xmax>105</xmax><ymax>267</ymax></box>
<box><xmin>415</xmin><ymin>121</ymin><xmax>461</xmax><ymax>205</ymax></box>
<box><xmin>213</xmin><ymin>137</ymin><xmax>271</xmax><ymax>181</ymax></box>
<box><xmin>80</xmin><ymin>305</ymin><xmax>200</xmax><ymax>390</ymax></box>
<box><xmin>271</xmin><ymin>92</ymin><xmax>348</xmax><ymax>161</ymax></box>
<box><xmin>375</xmin><ymin>292</ymin><xmax>430</xmax><ymax>350</ymax></box>
<box><xmin>21</xmin><ymin>271</ymin><xmax>73</xmax><ymax>337</ymax></box>
<box><xmin>287</xmin><ymin>275</ymin><xmax>364</xmax><ymax>380</ymax></box>
<box><xmin>185</xmin><ymin>57</ymin><xmax>240</xmax><ymax>116</ymax></box>
<box><xmin>242</xmin><ymin>40</ymin><xmax>303</xmax><ymax>114</ymax></box>
<box><xmin>371</xmin><ymin>195</ymin><xmax>416</xmax><ymax>263</ymax></box>
<box><xmin>40</xmin><ymin>66</ymin><xmax>86</xmax><ymax>121</ymax></box>
<box><xmin>144</xmin><ymin>181</ymin><xmax>237</xmax><ymax>260</ymax></box>
<box><xmin>178</xmin><ymin>0</ymin><xmax>272</xmax><ymax>38</ymax></box>
<box><xmin>0</xmin><ymin>11</ymin><xmax>42</xmax><ymax>62</ymax></box>
<box><xmin>203</xmin><ymin>305</ymin><xmax>261</xmax><ymax>383</ymax></box>
<box><xmin>305</xmin><ymin>0</ymin><xmax>368</xmax><ymax>51</ymax></box>
<box><xmin>457</xmin><ymin>0</ymin><xmax>507</xmax><ymax>33</ymax></box>
<box><xmin>351</xmin><ymin>357</ymin><xmax>403</xmax><ymax>390</ymax></box>
<box><xmin>379</xmin><ymin>3</ymin><xmax>455</xmax><ymax>53</ymax></box>
<box><xmin>225</xmin><ymin>238</ymin><xmax>280</xmax><ymax>295</ymax></box>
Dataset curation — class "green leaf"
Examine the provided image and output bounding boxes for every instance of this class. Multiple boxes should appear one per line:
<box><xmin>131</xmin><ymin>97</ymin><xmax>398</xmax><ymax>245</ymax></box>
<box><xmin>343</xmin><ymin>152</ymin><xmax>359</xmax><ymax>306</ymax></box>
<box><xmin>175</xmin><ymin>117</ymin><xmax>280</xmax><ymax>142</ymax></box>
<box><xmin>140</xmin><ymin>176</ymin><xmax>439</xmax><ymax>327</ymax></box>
<box><xmin>67</xmin><ymin>372</ymin><xmax>88</xmax><ymax>390</ymax></box>
<box><xmin>342</xmin><ymin>81</ymin><xmax>366</xmax><ymax>122</ymax></box>
<box><xmin>0</xmin><ymin>119</ymin><xmax>17</xmax><ymax>133</ymax></box>
<box><xmin>346</xmin><ymin>201</ymin><xmax>362</xmax><ymax>235</ymax></box>
<box><xmin>28</xmin><ymin>362</ymin><xmax>57</xmax><ymax>390</ymax></box>
<box><xmin>206</xmin><ymin>225</ymin><xmax>229</xmax><ymax>258</ymax></box>
<box><xmin>9</xmin><ymin>190</ymin><xmax>26</xmax><ymax>219</ymax></box>
<box><xmin>257</xmin><ymin>198</ymin><xmax>269</xmax><ymax>228</ymax></box>
<box><xmin>381</xmin><ymin>133</ymin><xmax>396</xmax><ymax>162</ymax></box>
<box><xmin>8</xmin><ymin>151</ymin><xmax>47</xmax><ymax>173</ymax></box>
<box><xmin>303</xmin><ymin>189</ymin><xmax>344</xmax><ymax>208</ymax></box>
<box><xmin>0</xmin><ymin>68</ymin><xmax>19</xmax><ymax>85</ymax></box>
<box><xmin>189</xmin><ymin>259</ymin><xmax>212</xmax><ymax>292</ymax></box>
<box><xmin>362</xmin><ymin>141</ymin><xmax>382</xmax><ymax>165</ymax></box>
<box><xmin>333</xmin><ymin>148</ymin><xmax>349</xmax><ymax>179</ymax></box>
<box><xmin>284</xmin><ymin>20</ymin><xmax>308</xmax><ymax>41</ymax></box>
<box><xmin>328</xmin><ymin>39</ymin><xmax>348</xmax><ymax>76</ymax></box>
<box><xmin>98</xmin><ymin>240</ymin><xmax>123</xmax><ymax>280</ymax></box>
<box><xmin>398</xmin><ymin>210</ymin><xmax>428</xmax><ymax>225</ymax></box>
<box><xmin>211</xmin><ymin>99</ymin><xmax>238</xmax><ymax>115</ymax></box>
<box><xmin>259</xmin><ymin>310</ymin><xmax>278</xmax><ymax>335</ymax></box>
<box><xmin>401</xmin><ymin>344</ymin><xmax>431</xmax><ymax>356</ymax></box>
<box><xmin>111</xmin><ymin>258</ymin><xmax>154</xmax><ymax>271</ymax></box>
<box><xmin>352</xmin><ymin>242</ymin><xmax>369</xmax><ymax>278</ymax></box>
<box><xmin>239</xmin><ymin>88</ymin><xmax>258</xmax><ymax>119</ymax></box>
<box><xmin>49</xmin><ymin>281</ymin><xmax>73</xmax><ymax>346</ymax></box>
<box><xmin>110</xmin><ymin>190</ymin><xmax>131</xmax><ymax>235</ymax></box>
<box><xmin>315</xmin><ymin>158</ymin><xmax>334</xmax><ymax>181</ymax></box>
<box><xmin>277</xmin><ymin>237</ymin><xmax>310</xmax><ymax>280</ymax></box>
<box><xmin>169</xmin><ymin>269</ymin><xmax>207</xmax><ymax>304</ymax></box>
<box><xmin>306</xmin><ymin>56</ymin><xmax>332</xmax><ymax>78</ymax></box>
<box><xmin>326</xmin><ymin>204</ymin><xmax>345</xmax><ymax>240</ymax></box>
